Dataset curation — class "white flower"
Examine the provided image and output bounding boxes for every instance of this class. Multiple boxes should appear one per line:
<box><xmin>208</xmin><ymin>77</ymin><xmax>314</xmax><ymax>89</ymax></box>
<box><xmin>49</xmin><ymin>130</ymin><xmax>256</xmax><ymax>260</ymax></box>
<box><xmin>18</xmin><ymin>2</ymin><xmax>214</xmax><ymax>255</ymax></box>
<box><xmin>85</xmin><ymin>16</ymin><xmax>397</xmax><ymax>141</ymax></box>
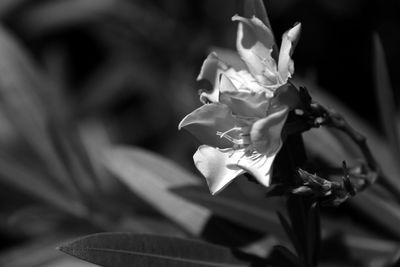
<box><xmin>179</xmin><ymin>14</ymin><xmax>301</xmax><ymax>195</ymax></box>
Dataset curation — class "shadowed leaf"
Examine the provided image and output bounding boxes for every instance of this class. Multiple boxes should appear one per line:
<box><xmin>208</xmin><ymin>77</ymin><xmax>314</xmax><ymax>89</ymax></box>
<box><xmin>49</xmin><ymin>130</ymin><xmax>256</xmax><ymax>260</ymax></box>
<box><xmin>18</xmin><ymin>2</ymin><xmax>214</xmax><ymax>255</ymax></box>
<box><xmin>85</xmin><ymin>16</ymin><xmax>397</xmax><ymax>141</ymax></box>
<box><xmin>372</xmin><ymin>33</ymin><xmax>400</xmax><ymax>165</ymax></box>
<box><xmin>269</xmin><ymin>245</ymin><xmax>299</xmax><ymax>267</ymax></box>
<box><xmin>172</xmin><ymin>185</ymin><xmax>284</xmax><ymax>238</ymax></box>
<box><xmin>58</xmin><ymin>233</ymin><xmax>250</xmax><ymax>267</ymax></box>
<box><xmin>0</xmin><ymin>0</ymin><xmax>29</xmax><ymax>18</ymax></box>
<box><xmin>16</xmin><ymin>0</ymin><xmax>115</xmax><ymax>37</ymax></box>
<box><xmin>350</xmin><ymin>190</ymin><xmax>400</xmax><ymax>240</ymax></box>
<box><xmin>0</xmin><ymin>24</ymin><xmax>80</xmax><ymax>195</ymax></box>
<box><xmin>277</xmin><ymin>212</ymin><xmax>299</xmax><ymax>256</ymax></box>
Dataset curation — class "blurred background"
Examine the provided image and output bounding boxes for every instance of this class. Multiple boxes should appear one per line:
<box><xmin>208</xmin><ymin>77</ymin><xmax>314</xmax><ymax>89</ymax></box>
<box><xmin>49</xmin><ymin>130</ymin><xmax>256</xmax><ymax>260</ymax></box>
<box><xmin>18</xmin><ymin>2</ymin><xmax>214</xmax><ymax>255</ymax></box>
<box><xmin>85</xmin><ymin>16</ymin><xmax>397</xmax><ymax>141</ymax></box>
<box><xmin>1</xmin><ymin>0</ymin><xmax>400</xmax><ymax>266</ymax></box>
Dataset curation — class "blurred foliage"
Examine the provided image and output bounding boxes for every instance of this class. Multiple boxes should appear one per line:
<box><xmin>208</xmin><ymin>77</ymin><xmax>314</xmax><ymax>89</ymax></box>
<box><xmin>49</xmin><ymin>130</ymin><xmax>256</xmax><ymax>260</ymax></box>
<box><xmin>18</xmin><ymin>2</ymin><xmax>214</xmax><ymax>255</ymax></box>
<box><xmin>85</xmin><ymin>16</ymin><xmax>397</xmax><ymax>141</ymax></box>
<box><xmin>0</xmin><ymin>0</ymin><xmax>400</xmax><ymax>266</ymax></box>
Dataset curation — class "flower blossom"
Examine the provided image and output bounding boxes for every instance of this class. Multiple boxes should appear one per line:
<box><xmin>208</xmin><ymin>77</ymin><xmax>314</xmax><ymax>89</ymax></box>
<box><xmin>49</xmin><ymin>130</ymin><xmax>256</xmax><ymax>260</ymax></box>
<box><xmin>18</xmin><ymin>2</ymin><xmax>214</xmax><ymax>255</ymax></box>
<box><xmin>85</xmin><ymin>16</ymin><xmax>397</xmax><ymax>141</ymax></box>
<box><xmin>179</xmin><ymin>14</ymin><xmax>302</xmax><ymax>195</ymax></box>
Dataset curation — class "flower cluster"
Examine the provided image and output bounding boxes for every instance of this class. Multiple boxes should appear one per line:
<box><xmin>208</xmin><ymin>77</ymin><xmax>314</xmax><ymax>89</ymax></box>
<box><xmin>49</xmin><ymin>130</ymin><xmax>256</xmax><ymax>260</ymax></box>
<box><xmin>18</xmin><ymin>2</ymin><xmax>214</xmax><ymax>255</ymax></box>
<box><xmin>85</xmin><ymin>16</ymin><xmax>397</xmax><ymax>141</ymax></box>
<box><xmin>179</xmin><ymin>14</ymin><xmax>302</xmax><ymax>195</ymax></box>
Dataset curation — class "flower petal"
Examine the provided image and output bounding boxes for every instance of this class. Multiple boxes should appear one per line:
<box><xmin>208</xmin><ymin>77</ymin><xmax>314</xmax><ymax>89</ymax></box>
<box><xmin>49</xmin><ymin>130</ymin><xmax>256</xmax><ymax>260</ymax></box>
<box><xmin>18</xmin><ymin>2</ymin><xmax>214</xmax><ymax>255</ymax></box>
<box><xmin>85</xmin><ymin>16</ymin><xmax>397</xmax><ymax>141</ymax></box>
<box><xmin>271</xmin><ymin>83</ymin><xmax>301</xmax><ymax>111</ymax></box>
<box><xmin>219</xmin><ymin>76</ymin><xmax>270</xmax><ymax>118</ymax></box>
<box><xmin>278</xmin><ymin>23</ymin><xmax>301</xmax><ymax>82</ymax></box>
<box><xmin>233</xmin><ymin>15</ymin><xmax>279</xmax><ymax>86</ymax></box>
<box><xmin>225</xmin><ymin>69</ymin><xmax>267</xmax><ymax>93</ymax></box>
<box><xmin>243</xmin><ymin>0</ymin><xmax>272</xmax><ymax>32</ymax></box>
<box><xmin>236</xmin><ymin>153</ymin><xmax>275</xmax><ymax>187</ymax></box>
<box><xmin>194</xmin><ymin>145</ymin><xmax>245</xmax><ymax>195</ymax></box>
<box><xmin>250</xmin><ymin>107</ymin><xmax>289</xmax><ymax>155</ymax></box>
<box><xmin>197</xmin><ymin>52</ymin><xmax>228</xmax><ymax>103</ymax></box>
<box><xmin>179</xmin><ymin>103</ymin><xmax>235</xmax><ymax>148</ymax></box>
<box><xmin>243</xmin><ymin>0</ymin><xmax>279</xmax><ymax>61</ymax></box>
<box><xmin>219</xmin><ymin>73</ymin><xmax>238</xmax><ymax>93</ymax></box>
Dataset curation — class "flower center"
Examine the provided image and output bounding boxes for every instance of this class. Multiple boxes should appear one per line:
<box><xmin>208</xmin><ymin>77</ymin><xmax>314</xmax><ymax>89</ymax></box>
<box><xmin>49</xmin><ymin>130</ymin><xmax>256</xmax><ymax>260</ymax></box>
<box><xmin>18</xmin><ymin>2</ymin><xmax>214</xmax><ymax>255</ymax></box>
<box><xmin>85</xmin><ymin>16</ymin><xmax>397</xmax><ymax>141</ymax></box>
<box><xmin>216</xmin><ymin>126</ymin><xmax>250</xmax><ymax>147</ymax></box>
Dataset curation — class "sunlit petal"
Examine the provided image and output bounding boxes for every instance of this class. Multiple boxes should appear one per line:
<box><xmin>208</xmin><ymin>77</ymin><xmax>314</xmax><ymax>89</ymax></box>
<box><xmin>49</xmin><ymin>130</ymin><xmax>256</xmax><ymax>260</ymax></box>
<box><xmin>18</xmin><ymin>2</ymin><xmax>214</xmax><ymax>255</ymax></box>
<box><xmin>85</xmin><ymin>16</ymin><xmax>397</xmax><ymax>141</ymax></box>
<box><xmin>225</xmin><ymin>68</ymin><xmax>267</xmax><ymax>93</ymax></box>
<box><xmin>219</xmin><ymin>73</ymin><xmax>238</xmax><ymax>93</ymax></box>
<box><xmin>194</xmin><ymin>145</ymin><xmax>245</xmax><ymax>195</ymax></box>
<box><xmin>278</xmin><ymin>23</ymin><xmax>301</xmax><ymax>82</ymax></box>
<box><xmin>233</xmin><ymin>15</ymin><xmax>279</xmax><ymax>86</ymax></box>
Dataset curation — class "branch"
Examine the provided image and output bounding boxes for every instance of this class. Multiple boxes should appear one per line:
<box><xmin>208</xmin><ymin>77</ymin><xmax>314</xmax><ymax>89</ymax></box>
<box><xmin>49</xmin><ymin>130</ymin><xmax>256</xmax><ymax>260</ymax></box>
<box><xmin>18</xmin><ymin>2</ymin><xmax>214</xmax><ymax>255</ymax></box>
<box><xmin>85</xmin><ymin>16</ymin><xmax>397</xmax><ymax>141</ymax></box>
<box><xmin>311</xmin><ymin>102</ymin><xmax>379</xmax><ymax>185</ymax></box>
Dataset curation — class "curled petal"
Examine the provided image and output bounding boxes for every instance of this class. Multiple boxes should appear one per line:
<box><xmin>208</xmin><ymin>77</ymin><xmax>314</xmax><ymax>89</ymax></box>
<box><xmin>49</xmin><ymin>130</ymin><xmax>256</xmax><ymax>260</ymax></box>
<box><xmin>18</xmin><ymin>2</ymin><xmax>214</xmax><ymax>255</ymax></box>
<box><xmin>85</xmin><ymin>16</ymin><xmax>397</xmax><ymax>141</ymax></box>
<box><xmin>250</xmin><ymin>107</ymin><xmax>289</xmax><ymax>155</ymax></box>
<box><xmin>244</xmin><ymin>0</ymin><xmax>272</xmax><ymax>32</ymax></box>
<box><xmin>197</xmin><ymin>52</ymin><xmax>228</xmax><ymax>103</ymax></box>
<box><xmin>179</xmin><ymin>103</ymin><xmax>236</xmax><ymax>148</ymax></box>
<box><xmin>278</xmin><ymin>23</ymin><xmax>301</xmax><ymax>82</ymax></box>
<box><xmin>233</xmin><ymin>15</ymin><xmax>279</xmax><ymax>86</ymax></box>
<box><xmin>243</xmin><ymin>0</ymin><xmax>279</xmax><ymax>61</ymax></box>
<box><xmin>197</xmin><ymin>53</ymin><xmax>264</xmax><ymax>103</ymax></box>
<box><xmin>194</xmin><ymin>145</ymin><xmax>244</xmax><ymax>195</ymax></box>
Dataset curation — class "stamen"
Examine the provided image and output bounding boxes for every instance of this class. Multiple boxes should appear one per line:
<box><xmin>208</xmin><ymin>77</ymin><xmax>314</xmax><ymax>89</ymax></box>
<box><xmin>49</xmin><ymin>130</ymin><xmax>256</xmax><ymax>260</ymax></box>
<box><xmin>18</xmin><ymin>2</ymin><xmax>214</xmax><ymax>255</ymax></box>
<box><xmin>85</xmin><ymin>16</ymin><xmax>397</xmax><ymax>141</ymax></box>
<box><xmin>216</xmin><ymin>127</ymin><xmax>247</xmax><ymax>146</ymax></box>
<box><xmin>217</xmin><ymin>127</ymin><xmax>241</xmax><ymax>138</ymax></box>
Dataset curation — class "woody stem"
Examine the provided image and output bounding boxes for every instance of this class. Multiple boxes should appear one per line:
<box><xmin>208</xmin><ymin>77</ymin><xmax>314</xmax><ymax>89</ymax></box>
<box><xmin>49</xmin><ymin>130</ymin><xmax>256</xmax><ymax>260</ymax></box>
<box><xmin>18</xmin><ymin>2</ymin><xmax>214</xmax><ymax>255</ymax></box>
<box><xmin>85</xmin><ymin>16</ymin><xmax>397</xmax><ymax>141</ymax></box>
<box><xmin>312</xmin><ymin>102</ymin><xmax>379</xmax><ymax>185</ymax></box>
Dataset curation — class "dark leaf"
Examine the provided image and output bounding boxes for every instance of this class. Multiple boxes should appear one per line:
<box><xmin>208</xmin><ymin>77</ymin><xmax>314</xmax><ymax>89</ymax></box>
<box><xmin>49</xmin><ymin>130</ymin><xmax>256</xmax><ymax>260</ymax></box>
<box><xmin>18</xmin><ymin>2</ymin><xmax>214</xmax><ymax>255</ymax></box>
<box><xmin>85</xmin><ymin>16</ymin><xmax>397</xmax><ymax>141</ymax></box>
<box><xmin>58</xmin><ymin>233</ymin><xmax>250</xmax><ymax>267</ymax></box>
<box><xmin>0</xmin><ymin>152</ymin><xmax>87</xmax><ymax>218</ymax></box>
<box><xmin>350</xmin><ymin>190</ymin><xmax>400</xmax><ymax>240</ymax></box>
<box><xmin>276</xmin><ymin>212</ymin><xmax>299</xmax><ymax>256</ymax></box>
<box><xmin>268</xmin><ymin>245</ymin><xmax>300</xmax><ymax>267</ymax></box>
<box><xmin>172</xmin><ymin>185</ymin><xmax>285</xmax><ymax>238</ymax></box>
<box><xmin>372</xmin><ymin>33</ymin><xmax>400</xmax><ymax>164</ymax></box>
<box><xmin>286</xmin><ymin>196</ymin><xmax>308</xmax><ymax>255</ymax></box>
<box><xmin>306</xmin><ymin>203</ymin><xmax>320</xmax><ymax>267</ymax></box>
<box><xmin>0</xmin><ymin>24</ymin><xmax>81</xmax><ymax>196</ymax></box>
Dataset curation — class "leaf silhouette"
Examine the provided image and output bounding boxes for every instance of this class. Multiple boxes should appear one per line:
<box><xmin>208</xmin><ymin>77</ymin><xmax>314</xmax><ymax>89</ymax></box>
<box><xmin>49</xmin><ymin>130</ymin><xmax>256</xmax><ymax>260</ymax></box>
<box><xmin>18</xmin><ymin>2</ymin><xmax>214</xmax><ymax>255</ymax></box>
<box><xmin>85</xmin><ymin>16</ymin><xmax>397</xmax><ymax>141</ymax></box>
<box><xmin>58</xmin><ymin>233</ymin><xmax>250</xmax><ymax>267</ymax></box>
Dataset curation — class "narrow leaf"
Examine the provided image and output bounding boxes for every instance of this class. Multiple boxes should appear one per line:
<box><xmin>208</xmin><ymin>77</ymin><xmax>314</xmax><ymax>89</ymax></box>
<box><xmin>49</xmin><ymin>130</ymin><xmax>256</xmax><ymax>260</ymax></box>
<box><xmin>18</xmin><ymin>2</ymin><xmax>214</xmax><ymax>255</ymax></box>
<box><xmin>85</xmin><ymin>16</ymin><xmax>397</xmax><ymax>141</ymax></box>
<box><xmin>277</xmin><ymin>212</ymin><xmax>300</xmax><ymax>256</ymax></box>
<box><xmin>0</xmin><ymin>152</ymin><xmax>87</xmax><ymax>218</ymax></box>
<box><xmin>350</xmin><ymin>189</ymin><xmax>400</xmax><ymax>240</ymax></box>
<box><xmin>269</xmin><ymin>245</ymin><xmax>300</xmax><ymax>267</ymax></box>
<box><xmin>303</xmin><ymin>127</ymin><xmax>360</xmax><ymax>166</ymax></box>
<box><xmin>110</xmin><ymin>147</ymin><xmax>200</xmax><ymax>187</ymax></box>
<box><xmin>306</xmin><ymin>203</ymin><xmax>320</xmax><ymax>267</ymax></box>
<box><xmin>172</xmin><ymin>185</ymin><xmax>285</xmax><ymax>238</ymax></box>
<box><xmin>102</xmin><ymin>146</ymin><xmax>211</xmax><ymax>235</ymax></box>
<box><xmin>372</xmin><ymin>33</ymin><xmax>400</xmax><ymax>165</ymax></box>
<box><xmin>0</xmin><ymin>0</ymin><xmax>29</xmax><ymax>18</ymax></box>
<box><xmin>17</xmin><ymin>0</ymin><xmax>115</xmax><ymax>37</ymax></box>
<box><xmin>0</xmin><ymin>24</ymin><xmax>79</xmax><ymax>195</ymax></box>
<box><xmin>58</xmin><ymin>233</ymin><xmax>250</xmax><ymax>267</ymax></box>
